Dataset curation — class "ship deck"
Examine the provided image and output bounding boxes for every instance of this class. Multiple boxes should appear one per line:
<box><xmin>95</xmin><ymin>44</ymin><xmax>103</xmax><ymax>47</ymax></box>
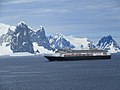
<box><xmin>44</xmin><ymin>55</ymin><xmax>111</xmax><ymax>61</ymax></box>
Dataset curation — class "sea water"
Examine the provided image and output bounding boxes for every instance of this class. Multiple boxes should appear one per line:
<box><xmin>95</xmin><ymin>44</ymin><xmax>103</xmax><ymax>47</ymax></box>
<box><xmin>0</xmin><ymin>53</ymin><xmax>120</xmax><ymax>90</ymax></box>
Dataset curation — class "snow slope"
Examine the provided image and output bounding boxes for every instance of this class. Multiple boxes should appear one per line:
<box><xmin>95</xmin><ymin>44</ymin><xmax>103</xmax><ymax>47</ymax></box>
<box><xmin>65</xmin><ymin>36</ymin><xmax>94</xmax><ymax>50</ymax></box>
<box><xmin>0</xmin><ymin>23</ymin><xmax>15</xmax><ymax>36</ymax></box>
<box><xmin>33</xmin><ymin>42</ymin><xmax>54</xmax><ymax>54</ymax></box>
<box><xmin>0</xmin><ymin>43</ymin><xmax>13</xmax><ymax>56</ymax></box>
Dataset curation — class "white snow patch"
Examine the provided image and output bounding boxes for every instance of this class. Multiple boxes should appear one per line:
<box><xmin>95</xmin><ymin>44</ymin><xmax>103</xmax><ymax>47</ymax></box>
<box><xmin>0</xmin><ymin>43</ymin><xmax>13</xmax><ymax>56</ymax></box>
<box><xmin>10</xmin><ymin>52</ymin><xmax>35</xmax><ymax>56</ymax></box>
<box><xmin>107</xmin><ymin>42</ymin><xmax>119</xmax><ymax>53</ymax></box>
<box><xmin>33</xmin><ymin>42</ymin><xmax>54</xmax><ymax>54</ymax></box>
<box><xmin>33</xmin><ymin>25</ymin><xmax>44</xmax><ymax>32</ymax></box>
<box><xmin>0</xmin><ymin>23</ymin><xmax>16</xmax><ymax>36</ymax></box>
<box><xmin>17</xmin><ymin>21</ymin><xmax>26</xmax><ymax>26</ymax></box>
<box><xmin>17</xmin><ymin>21</ymin><xmax>33</xmax><ymax>30</ymax></box>
<box><xmin>65</xmin><ymin>36</ymin><xmax>90</xmax><ymax>50</ymax></box>
<box><xmin>54</xmin><ymin>33</ymin><xmax>63</xmax><ymax>39</ymax></box>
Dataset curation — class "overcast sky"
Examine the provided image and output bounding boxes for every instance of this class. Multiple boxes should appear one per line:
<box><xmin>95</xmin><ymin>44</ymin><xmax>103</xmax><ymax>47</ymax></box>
<box><xmin>0</xmin><ymin>0</ymin><xmax>120</xmax><ymax>44</ymax></box>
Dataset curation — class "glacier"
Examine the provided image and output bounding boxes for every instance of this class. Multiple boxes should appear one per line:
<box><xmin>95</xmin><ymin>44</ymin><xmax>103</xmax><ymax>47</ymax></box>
<box><xmin>65</xmin><ymin>36</ymin><xmax>95</xmax><ymax>50</ymax></box>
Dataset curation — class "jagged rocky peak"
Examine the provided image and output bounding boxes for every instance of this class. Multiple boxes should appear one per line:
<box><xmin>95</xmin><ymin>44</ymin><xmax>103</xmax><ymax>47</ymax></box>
<box><xmin>32</xmin><ymin>25</ymin><xmax>46</xmax><ymax>40</ymax></box>
<box><xmin>31</xmin><ymin>25</ymin><xmax>53</xmax><ymax>51</ymax></box>
<box><xmin>11</xmin><ymin>21</ymin><xmax>34</xmax><ymax>53</ymax></box>
<box><xmin>14</xmin><ymin>21</ymin><xmax>33</xmax><ymax>36</ymax></box>
<box><xmin>48</xmin><ymin>33</ymin><xmax>75</xmax><ymax>50</ymax></box>
<box><xmin>39</xmin><ymin>25</ymin><xmax>44</xmax><ymax>31</ymax></box>
<box><xmin>32</xmin><ymin>26</ymin><xmax>46</xmax><ymax>39</ymax></box>
<box><xmin>101</xmin><ymin>35</ymin><xmax>112</xmax><ymax>42</ymax></box>
<box><xmin>34</xmin><ymin>25</ymin><xmax>45</xmax><ymax>32</ymax></box>
<box><xmin>36</xmin><ymin>26</ymin><xmax>45</xmax><ymax>36</ymax></box>
<box><xmin>54</xmin><ymin>33</ymin><xmax>63</xmax><ymax>39</ymax></box>
<box><xmin>107</xmin><ymin>35</ymin><xmax>112</xmax><ymax>39</ymax></box>
<box><xmin>17</xmin><ymin>21</ymin><xmax>27</xmax><ymax>27</ymax></box>
<box><xmin>97</xmin><ymin>35</ymin><xmax>115</xmax><ymax>48</ymax></box>
<box><xmin>97</xmin><ymin>35</ymin><xmax>120</xmax><ymax>53</ymax></box>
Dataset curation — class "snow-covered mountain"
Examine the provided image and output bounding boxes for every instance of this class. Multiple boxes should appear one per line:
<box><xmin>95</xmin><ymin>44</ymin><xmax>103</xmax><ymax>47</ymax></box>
<box><xmin>0</xmin><ymin>21</ymin><xmax>53</xmax><ymax>55</ymax></box>
<box><xmin>65</xmin><ymin>36</ymin><xmax>95</xmax><ymax>50</ymax></box>
<box><xmin>97</xmin><ymin>35</ymin><xmax>120</xmax><ymax>53</ymax></box>
<box><xmin>0</xmin><ymin>21</ymin><xmax>120</xmax><ymax>55</ymax></box>
<box><xmin>0</xmin><ymin>23</ymin><xmax>16</xmax><ymax>45</ymax></box>
<box><xmin>48</xmin><ymin>33</ymin><xmax>75</xmax><ymax>50</ymax></box>
<box><xmin>31</xmin><ymin>26</ymin><xmax>53</xmax><ymax>50</ymax></box>
<box><xmin>0</xmin><ymin>23</ymin><xmax>16</xmax><ymax>55</ymax></box>
<box><xmin>10</xmin><ymin>21</ymin><xmax>34</xmax><ymax>53</ymax></box>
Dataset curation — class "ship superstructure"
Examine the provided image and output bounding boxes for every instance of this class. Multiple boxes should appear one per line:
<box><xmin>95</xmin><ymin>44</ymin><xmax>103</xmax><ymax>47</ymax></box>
<box><xmin>44</xmin><ymin>49</ymin><xmax>111</xmax><ymax>61</ymax></box>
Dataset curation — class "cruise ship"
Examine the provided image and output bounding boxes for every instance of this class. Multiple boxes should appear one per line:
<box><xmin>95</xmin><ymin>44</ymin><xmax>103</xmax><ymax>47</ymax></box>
<box><xmin>44</xmin><ymin>49</ymin><xmax>111</xmax><ymax>61</ymax></box>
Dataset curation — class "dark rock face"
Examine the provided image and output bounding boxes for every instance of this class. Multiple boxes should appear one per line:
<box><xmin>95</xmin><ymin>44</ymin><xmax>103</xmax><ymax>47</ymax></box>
<box><xmin>48</xmin><ymin>33</ymin><xmax>75</xmax><ymax>50</ymax></box>
<box><xmin>97</xmin><ymin>35</ymin><xmax>120</xmax><ymax>51</ymax></box>
<box><xmin>31</xmin><ymin>26</ymin><xmax>53</xmax><ymax>50</ymax></box>
<box><xmin>11</xmin><ymin>22</ymin><xmax>34</xmax><ymax>53</ymax></box>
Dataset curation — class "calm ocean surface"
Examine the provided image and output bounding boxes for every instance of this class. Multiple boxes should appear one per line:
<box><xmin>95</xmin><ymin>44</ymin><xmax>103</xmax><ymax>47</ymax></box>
<box><xmin>0</xmin><ymin>53</ymin><xmax>120</xmax><ymax>90</ymax></box>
